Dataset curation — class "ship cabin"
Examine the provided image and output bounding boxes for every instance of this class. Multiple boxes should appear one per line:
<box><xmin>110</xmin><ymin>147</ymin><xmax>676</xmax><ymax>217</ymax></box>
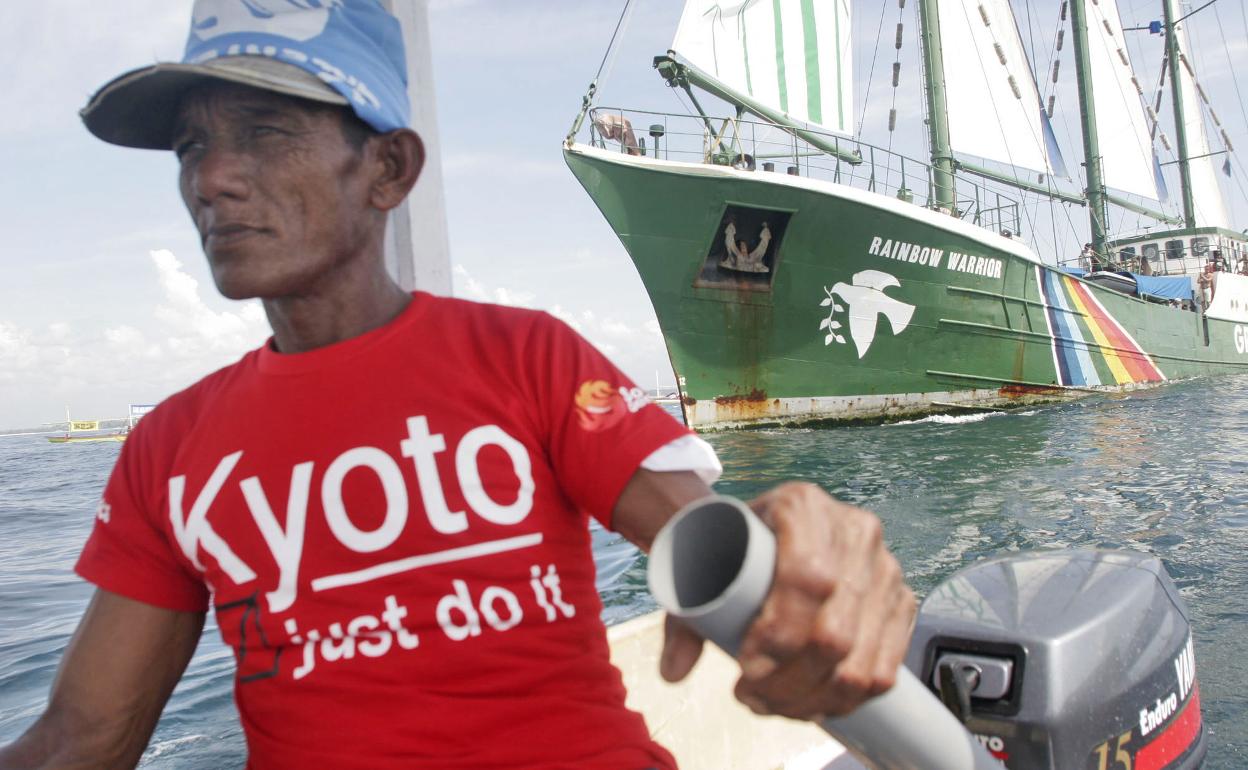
<box><xmin>1108</xmin><ymin>227</ymin><xmax>1248</xmax><ymax>278</ymax></box>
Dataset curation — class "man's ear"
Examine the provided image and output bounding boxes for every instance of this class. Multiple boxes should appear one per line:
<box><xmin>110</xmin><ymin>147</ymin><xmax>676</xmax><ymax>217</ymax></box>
<box><xmin>370</xmin><ymin>128</ymin><xmax>425</xmax><ymax>212</ymax></box>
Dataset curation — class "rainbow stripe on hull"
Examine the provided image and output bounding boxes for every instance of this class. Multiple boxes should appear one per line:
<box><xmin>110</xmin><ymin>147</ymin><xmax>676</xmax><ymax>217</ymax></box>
<box><xmin>1037</xmin><ymin>267</ymin><xmax>1166</xmax><ymax>387</ymax></box>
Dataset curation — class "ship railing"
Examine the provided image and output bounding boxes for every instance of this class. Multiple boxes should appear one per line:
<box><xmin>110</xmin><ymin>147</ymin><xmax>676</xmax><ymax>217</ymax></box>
<box><xmin>584</xmin><ymin>107</ymin><xmax>1022</xmax><ymax>239</ymax></box>
<box><xmin>1107</xmin><ymin>241</ymin><xmax>1240</xmax><ymax>278</ymax></box>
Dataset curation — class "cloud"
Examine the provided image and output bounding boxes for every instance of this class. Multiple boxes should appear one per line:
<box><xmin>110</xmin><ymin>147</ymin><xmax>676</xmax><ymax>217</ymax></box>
<box><xmin>429</xmin><ymin>2</ymin><xmax>632</xmax><ymax>60</ymax></box>
<box><xmin>451</xmin><ymin>263</ymin><xmax>671</xmax><ymax>384</ymax></box>
<box><xmin>0</xmin><ymin>249</ymin><xmax>269</xmax><ymax>427</ymax></box>
<box><xmin>149</xmin><ymin>250</ymin><xmax>267</xmax><ymax>355</ymax></box>
<box><xmin>452</xmin><ymin>264</ymin><xmax>537</xmax><ymax>307</ymax></box>
<box><xmin>0</xmin><ymin>323</ymin><xmax>40</xmax><ymax>381</ymax></box>
<box><xmin>1</xmin><ymin>2</ymin><xmax>188</xmax><ymax>138</ymax></box>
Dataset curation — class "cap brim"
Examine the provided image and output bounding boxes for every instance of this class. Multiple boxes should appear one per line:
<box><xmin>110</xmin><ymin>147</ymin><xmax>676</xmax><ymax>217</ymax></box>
<box><xmin>81</xmin><ymin>58</ymin><xmax>349</xmax><ymax>150</ymax></box>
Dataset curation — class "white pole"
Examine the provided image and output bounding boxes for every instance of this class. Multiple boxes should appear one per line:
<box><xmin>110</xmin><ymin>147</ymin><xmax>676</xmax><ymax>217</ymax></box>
<box><xmin>381</xmin><ymin>0</ymin><xmax>452</xmax><ymax>295</ymax></box>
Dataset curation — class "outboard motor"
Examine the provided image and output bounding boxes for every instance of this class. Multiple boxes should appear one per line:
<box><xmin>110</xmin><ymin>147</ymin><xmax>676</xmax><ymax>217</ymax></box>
<box><xmin>906</xmin><ymin>549</ymin><xmax>1206</xmax><ymax>769</ymax></box>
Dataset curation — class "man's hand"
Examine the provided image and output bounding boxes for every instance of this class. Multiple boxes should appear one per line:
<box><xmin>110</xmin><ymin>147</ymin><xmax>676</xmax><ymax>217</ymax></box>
<box><xmin>658</xmin><ymin>482</ymin><xmax>915</xmax><ymax>720</ymax></box>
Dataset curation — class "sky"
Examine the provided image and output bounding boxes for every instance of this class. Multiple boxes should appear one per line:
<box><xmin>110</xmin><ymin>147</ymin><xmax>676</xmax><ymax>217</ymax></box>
<box><xmin>0</xmin><ymin>0</ymin><xmax>1245</xmax><ymax>430</ymax></box>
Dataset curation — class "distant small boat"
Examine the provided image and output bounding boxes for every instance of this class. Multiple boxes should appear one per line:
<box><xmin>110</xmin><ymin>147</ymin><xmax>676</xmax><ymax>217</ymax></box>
<box><xmin>46</xmin><ymin>416</ymin><xmax>126</xmax><ymax>444</ymax></box>
<box><xmin>46</xmin><ymin>404</ymin><xmax>153</xmax><ymax>444</ymax></box>
<box><xmin>46</xmin><ymin>433</ymin><xmax>126</xmax><ymax>444</ymax></box>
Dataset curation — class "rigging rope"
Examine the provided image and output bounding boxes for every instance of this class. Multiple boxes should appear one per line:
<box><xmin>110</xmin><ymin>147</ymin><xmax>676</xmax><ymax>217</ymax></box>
<box><xmin>1182</xmin><ymin>0</ymin><xmax>1248</xmax><ymax>219</ymax></box>
<box><xmin>1173</xmin><ymin>0</ymin><xmax>1219</xmax><ymax>26</ymax></box>
<box><xmin>856</xmin><ymin>0</ymin><xmax>890</xmax><ymax>138</ymax></box>
<box><xmin>566</xmin><ymin>0</ymin><xmax>638</xmax><ymax>145</ymax></box>
<box><xmin>956</xmin><ymin>2</ymin><xmax>1038</xmax><ymax>179</ymax></box>
<box><xmin>1027</xmin><ymin>0</ymin><xmax>1064</xmax><ymax>261</ymax></box>
<box><xmin>594</xmin><ymin>0</ymin><xmax>638</xmax><ymax>85</ymax></box>
<box><xmin>883</xmin><ymin>0</ymin><xmax>903</xmax><ymax>157</ymax></box>
<box><xmin>887</xmin><ymin>0</ymin><xmax>906</xmax><ymax>145</ymax></box>
<box><xmin>1212</xmin><ymin>1</ymin><xmax>1248</xmax><ymax>209</ymax></box>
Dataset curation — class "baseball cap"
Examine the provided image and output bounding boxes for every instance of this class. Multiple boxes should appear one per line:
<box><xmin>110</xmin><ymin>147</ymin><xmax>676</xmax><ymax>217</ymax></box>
<box><xmin>81</xmin><ymin>0</ymin><xmax>410</xmax><ymax>150</ymax></box>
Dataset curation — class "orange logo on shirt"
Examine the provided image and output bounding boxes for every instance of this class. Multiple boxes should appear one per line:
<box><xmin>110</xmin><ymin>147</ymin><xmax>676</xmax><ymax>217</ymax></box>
<box><xmin>574</xmin><ymin>379</ymin><xmax>628</xmax><ymax>432</ymax></box>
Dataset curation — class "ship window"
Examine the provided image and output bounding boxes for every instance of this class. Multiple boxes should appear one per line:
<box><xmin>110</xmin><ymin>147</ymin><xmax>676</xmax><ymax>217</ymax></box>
<box><xmin>1164</xmin><ymin>240</ymin><xmax>1185</xmax><ymax>260</ymax></box>
<box><xmin>694</xmin><ymin>205</ymin><xmax>793</xmax><ymax>291</ymax></box>
<box><xmin>1142</xmin><ymin>243</ymin><xmax>1160</xmax><ymax>263</ymax></box>
<box><xmin>1119</xmin><ymin>246</ymin><xmax>1136</xmax><ymax>259</ymax></box>
<box><xmin>1191</xmin><ymin>237</ymin><xmax>1209</xmax><ymax>256</ymax></box>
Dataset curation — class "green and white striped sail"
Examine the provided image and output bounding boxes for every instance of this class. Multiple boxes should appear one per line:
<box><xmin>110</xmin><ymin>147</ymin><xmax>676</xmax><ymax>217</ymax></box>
<box><xmin>672</xmin><ymin>0</ymin><xmax>853</xmax><ymax>135</ymax></box>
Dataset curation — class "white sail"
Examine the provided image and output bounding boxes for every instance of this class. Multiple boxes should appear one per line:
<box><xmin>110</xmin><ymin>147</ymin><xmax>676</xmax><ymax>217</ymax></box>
<box><xmin>672</xmin><ymin>0</ymin><xmax>853</xmax><ymax>135</ymax></box>
<box><xmin>938</xmin><ymin>0</ymin><xmax>1058</xmax><ymax>175</ymax></box>
<box><xmin>1084</xmin><ymin>0</ymin><xmax>1160</xmax><ymax>200</ymax></box>
<box><xmin>1167</xmin><ymin>0</ymin><xmax>1231</xmax><ymax>228</ymax></box>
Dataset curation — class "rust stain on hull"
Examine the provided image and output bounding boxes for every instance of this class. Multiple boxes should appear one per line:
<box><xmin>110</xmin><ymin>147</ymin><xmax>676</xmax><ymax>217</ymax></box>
<box><xmin>708</xmin><ymin>389</ymin><xmax>776</xmax><ymax>423</ymax></box>
<box><xmin>998</xmin><ymin>383</ymin><xmax>1063</xmax><ymax>399</ymax></box>
<box><xmin>713</xmin><ymin>389</ymin><xmax>767</xmax><ymax>405</ymax></box>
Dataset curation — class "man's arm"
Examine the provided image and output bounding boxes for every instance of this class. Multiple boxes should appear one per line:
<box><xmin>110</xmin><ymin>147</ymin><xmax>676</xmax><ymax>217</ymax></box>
<box><xmin>0</xmin><ymin>589</ymin><xmax>205</xmax><ymax>770</ymax></box>
<box><xmin>613</xmin><ymin>470</ymin><xmax>916</xmax><ymax>721</ymax></box>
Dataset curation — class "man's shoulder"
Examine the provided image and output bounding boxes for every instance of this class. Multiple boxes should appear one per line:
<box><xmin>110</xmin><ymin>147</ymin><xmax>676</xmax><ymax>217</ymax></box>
<box><xmin>133</xmin><ymin>349</ymin><xmax>262</xmax><ymax>437</ymax></box>
<box><xmin>417</xmin><ymin>292</ymin><xmax>565</xmax><ymax>339</ymax></box>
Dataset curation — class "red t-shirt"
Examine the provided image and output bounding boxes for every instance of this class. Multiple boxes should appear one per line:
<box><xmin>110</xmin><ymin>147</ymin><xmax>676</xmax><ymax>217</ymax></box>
<box><xmin>77</xmin><ymin>293</ymin><xmax>689</xmax><ymax>769</ymax></box>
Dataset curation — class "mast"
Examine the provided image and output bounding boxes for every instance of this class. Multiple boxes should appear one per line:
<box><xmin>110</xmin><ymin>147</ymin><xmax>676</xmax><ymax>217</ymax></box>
<box><xmin>917</xmin><ymin>0</ymin><xmax>957</xmax><ymax>213</ymax></box>
<box><xmin>1162</xmin><ymin>0</ymin><xmax>1197</xmax><ymax>229</ymax></box>
<box><xmin>1068</xmin><ymin>0</ymin><xmax>1111</xmax><ymax>257</ymax></box>
<box><xmin>379</xmin><ymin>0</ymin><xmax>452</xmax><ymax>295</ymax></box>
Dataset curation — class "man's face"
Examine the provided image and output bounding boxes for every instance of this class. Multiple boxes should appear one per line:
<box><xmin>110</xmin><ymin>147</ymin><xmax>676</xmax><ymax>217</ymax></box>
<box><xmin>172</xmin><ymin>82</ymin><xmax>376</xmax><ymax>300</ymax></box>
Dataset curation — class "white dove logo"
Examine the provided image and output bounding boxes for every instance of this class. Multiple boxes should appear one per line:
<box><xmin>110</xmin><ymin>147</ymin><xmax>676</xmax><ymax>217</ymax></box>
<box><xmin>192</xmin><ymin>0</ymin><xmax>339</xmax><ymax>43</ymax></box>
<box><xmin>820</xmin><ymin>270</ymin><xmax>916</xmax><ymax>358</ymax></box>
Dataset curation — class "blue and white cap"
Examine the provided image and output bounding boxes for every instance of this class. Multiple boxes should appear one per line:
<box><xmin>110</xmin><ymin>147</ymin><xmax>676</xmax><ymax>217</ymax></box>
<box><xmin>82</xmin><ymin>0</ymin><xmax>410</xmax><ymax>150</ymax></box>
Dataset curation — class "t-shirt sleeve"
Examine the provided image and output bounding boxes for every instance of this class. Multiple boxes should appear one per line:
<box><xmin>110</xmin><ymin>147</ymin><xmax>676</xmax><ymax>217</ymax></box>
<box><xmin>522</xmin><ymin>313</ymin><xmax>693</xmax><ymax>528</ymax></box>
<box><xmin>75</xmin><ymin>418</ymin><xmax>210</xmax><ymax>613</ymax></box>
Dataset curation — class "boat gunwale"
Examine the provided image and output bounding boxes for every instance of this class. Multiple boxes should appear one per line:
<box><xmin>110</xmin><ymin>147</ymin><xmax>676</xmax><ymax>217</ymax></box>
<box><xmin>567</xmin><ymin>142</ymin><xmax>1048</xmax><ymax>266</ymax></box>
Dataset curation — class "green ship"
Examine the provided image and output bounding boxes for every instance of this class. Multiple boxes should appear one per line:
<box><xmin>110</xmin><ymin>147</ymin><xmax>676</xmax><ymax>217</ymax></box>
<box><xmin>565</xmin><ymin>0</ymin><xmax>1248</xmax><ymax>430</ymax></box>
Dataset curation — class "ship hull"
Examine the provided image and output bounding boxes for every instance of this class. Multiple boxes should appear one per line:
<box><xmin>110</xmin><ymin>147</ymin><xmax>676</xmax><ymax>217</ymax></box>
<box><xmin>566</xmin><ymin>145</ymin><xmax>1248</xmax><ymax>429</ymax></box>
<box><xmin>47</xmin><ymin>435</ymin><xmax>126</xmax><ymax>444</ymax></box>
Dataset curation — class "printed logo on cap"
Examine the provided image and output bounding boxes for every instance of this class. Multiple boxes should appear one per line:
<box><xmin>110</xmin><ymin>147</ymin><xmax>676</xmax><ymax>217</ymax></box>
<box><xmin>181</xmin><ymin>0</ymin><xmax>410</xmax><ymax>134</ymax></box>
<box><xmin>192</xmin><ymin>0</ymin><xmax>338</xmax><ymax>43</ymax></box>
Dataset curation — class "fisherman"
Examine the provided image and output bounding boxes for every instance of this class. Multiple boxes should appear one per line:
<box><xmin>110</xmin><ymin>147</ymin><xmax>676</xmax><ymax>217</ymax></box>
<box><xmin>0</xmin><ymin>3</ymin><xmax>913</xmax><ymax>769</ymax></box>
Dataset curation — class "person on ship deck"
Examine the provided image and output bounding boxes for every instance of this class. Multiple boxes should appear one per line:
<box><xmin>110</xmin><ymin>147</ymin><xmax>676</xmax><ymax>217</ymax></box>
<box><xmin>0</xmin><ymin>2</ymin><xmax>914</xmax><ymax>769</ymax></box>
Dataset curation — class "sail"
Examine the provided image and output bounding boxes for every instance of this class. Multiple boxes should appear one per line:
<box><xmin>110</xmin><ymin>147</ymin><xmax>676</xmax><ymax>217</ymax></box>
<box><xmin>938</xmin><ymin>0</ymin><xmax>1060</xmax><ymax>175</ymax></box>
<box><xmin>1083</xmin><ymin>0</ymin><xmax>1160</xmax><ymax>200</ymax></box>
<box><xmin>1167</xmin><ymin>0</ymin><xmax>1231</xmax><ymax>228</ymax></box>
<box><xmin>672</xmin><ymin>0</ymin><xmax>853</xmax><ymax>135</ymax></box>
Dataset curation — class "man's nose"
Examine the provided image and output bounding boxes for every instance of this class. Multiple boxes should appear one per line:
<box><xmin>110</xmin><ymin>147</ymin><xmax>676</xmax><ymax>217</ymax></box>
<box><xmin>188</xmin><ymin>144</ymin><xmax>251</xmax><ymax>204</ymax></box>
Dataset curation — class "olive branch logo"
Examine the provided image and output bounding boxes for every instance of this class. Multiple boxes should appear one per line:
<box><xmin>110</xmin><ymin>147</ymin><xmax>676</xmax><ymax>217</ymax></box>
<box><xmin>819</xmin><ymin>287</ymin><xmax>847</xmax><ymax>346</ymax></box>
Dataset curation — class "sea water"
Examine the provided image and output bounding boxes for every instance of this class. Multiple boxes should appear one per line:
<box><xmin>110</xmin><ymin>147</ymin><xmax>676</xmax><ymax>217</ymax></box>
<box><xmin>2</xmin><ymin>376</ymin><xmax>1246</xmax><ymax>767</ymax></box>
